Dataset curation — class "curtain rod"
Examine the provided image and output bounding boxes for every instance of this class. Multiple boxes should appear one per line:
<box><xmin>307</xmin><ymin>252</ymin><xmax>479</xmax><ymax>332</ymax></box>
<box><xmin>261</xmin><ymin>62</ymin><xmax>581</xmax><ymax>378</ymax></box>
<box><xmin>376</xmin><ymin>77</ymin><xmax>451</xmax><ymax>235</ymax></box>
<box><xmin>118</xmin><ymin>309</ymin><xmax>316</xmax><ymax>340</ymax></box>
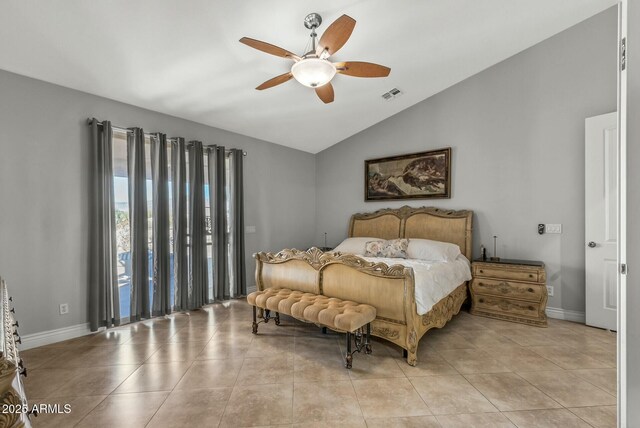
<box><xmin>87</xmin><ymin>118</ymin><xmax>247</xmax><ymax>156</ymax></box>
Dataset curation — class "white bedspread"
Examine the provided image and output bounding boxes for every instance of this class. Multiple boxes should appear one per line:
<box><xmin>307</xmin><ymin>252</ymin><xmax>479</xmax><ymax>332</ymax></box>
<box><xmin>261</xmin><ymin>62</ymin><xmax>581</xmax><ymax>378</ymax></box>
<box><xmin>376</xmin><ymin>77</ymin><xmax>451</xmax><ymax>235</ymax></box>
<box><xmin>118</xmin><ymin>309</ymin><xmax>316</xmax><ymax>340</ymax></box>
<box><xmin>361</xmin><ymin>255</ymin><xmax>472</xmax><ymax>315</ymax></box>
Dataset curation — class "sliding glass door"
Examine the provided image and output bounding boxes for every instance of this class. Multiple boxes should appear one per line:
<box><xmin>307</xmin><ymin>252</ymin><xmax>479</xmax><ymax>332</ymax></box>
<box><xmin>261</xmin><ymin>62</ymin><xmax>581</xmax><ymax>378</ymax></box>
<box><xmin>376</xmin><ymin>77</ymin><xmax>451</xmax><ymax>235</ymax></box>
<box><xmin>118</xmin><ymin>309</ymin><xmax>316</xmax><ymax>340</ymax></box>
<box><xmin>111</xmin><ymin>131</ymin><xmax>157</xmax><ymax>321</ymax></box>
<box><xmin>110</xmin><ymin>133</ymin><xmax>235</xmax><ymax>323</ymax></box>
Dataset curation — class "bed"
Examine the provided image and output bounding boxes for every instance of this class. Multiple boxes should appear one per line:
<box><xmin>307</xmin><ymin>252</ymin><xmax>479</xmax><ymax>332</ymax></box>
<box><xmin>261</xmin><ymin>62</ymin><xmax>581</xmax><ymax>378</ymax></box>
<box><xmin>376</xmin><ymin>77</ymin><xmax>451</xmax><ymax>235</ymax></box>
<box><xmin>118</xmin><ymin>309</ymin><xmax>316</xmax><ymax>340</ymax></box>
<box><xmin>253</xmin><ymin>206</ymin><xmax>473</xmax><ymax>365</ymax></box>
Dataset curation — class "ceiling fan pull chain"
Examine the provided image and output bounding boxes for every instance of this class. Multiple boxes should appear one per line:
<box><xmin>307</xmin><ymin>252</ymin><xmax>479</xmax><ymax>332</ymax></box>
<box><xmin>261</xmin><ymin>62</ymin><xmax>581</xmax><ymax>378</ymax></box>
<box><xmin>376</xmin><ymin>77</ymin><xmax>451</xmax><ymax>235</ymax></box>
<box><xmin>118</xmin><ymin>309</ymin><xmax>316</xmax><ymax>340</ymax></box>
<box><xmin>302</xmin><ymin>37</ymin><xmax>311</xmax><ymax>58</ymax></box>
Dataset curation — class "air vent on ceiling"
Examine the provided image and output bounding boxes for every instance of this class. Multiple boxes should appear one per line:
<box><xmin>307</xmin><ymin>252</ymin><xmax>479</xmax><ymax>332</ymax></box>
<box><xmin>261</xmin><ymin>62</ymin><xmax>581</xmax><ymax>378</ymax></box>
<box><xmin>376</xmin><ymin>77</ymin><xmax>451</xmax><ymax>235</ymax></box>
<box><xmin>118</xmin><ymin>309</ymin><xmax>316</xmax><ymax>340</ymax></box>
<box><xmin>381</xmin><ymin>87</ymin><xmax>403</xmax><ymax>101</ymax></box>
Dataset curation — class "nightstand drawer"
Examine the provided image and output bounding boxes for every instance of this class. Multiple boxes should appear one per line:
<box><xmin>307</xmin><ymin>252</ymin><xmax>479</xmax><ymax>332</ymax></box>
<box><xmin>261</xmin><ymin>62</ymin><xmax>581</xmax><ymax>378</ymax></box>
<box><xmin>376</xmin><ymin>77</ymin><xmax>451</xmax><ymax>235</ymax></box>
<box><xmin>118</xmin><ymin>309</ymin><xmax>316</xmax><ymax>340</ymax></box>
<box><xmin>473</xmin><ymin>265</ymin><xmax>540</xmax><ymax>282</ymax></box>
<box><xmin>471</xmin><ymin>278</ymin><xmax>544</xmax><ymax>302</ymax></box>
<box><xmin>474</xmin><ymin>295</ymin><xmax>542</xmax><ymax>319</ymax></box>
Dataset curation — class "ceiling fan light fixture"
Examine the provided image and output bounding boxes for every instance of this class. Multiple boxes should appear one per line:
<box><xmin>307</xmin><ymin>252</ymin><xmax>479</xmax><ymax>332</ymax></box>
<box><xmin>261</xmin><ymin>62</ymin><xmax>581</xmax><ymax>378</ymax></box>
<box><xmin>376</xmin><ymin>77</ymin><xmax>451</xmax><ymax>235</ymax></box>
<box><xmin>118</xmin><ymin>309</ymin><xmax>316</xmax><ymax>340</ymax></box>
<box><xmin>291</xmin><ymin>58</ymin><xmax>336</xmax><ymax>88</ymax></box>
<box><xmin>241</xmin><ymin>14</ymin><xmax>389</xmax><ymax>103</ymax></box>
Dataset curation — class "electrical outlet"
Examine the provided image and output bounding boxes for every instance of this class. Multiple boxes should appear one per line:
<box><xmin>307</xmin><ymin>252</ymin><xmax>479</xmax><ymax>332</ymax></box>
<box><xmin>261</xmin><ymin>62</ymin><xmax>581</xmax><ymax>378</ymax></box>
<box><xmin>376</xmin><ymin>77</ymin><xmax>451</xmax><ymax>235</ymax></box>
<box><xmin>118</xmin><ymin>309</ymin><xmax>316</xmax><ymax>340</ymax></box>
<box><xmin>545</xmin><ymin>224</ymin><xmax>562</xmax><ymax>234</ymax></box>
<box><xmin>546</xmin><ymin>285</ymin><xmax>554</xmax><ymax>297</ymax></box>
<box><xmin>59</xmin><ymin>303</ymin><xmax>69</xmax><ymax>315</ymax></box>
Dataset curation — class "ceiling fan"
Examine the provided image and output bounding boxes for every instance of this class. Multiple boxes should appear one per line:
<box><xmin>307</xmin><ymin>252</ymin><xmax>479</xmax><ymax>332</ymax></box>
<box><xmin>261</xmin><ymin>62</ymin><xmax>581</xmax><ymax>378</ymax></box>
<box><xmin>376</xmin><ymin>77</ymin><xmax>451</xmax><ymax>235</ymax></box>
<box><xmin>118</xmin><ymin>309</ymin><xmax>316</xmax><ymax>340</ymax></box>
<box><xmin>240</xmin><ymin>13</ymin><xmax>391</xmax><ymax>104</ymax></box>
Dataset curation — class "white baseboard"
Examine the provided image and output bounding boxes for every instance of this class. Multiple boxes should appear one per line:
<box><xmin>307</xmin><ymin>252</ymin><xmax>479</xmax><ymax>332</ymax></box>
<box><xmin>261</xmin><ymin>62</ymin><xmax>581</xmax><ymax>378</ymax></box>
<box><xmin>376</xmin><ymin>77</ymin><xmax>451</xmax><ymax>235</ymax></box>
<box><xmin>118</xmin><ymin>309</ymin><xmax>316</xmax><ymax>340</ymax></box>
<box><xmin>20</xmin><ymin>322</ymin><xmax>93</xmax><ymax>350</ymax></box>
<box><xmin>546</xmin><ymin>307</ymin><xmax>586</xmax><ymax>323</ymax></box>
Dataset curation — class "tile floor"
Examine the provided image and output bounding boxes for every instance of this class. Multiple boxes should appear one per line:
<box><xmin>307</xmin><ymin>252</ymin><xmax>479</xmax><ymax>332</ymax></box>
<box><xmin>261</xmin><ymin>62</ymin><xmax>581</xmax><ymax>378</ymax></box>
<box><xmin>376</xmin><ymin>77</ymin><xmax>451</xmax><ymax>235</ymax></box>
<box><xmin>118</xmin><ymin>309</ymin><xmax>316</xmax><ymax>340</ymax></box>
<box><xmin>20</xmin><ymin>300</ymin><xmax>617</xmax><ymax>427</ymax></box>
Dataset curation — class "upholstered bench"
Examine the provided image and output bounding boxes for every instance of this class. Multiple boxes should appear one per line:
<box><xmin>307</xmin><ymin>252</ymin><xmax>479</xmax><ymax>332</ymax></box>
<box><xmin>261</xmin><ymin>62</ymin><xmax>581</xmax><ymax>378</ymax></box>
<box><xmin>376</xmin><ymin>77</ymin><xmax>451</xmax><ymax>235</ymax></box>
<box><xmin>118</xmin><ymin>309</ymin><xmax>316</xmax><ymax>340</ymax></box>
<box><xmin>247</xmin><ymin>288</ymin><xmax>376</xmax><ymax>369</ymax></box>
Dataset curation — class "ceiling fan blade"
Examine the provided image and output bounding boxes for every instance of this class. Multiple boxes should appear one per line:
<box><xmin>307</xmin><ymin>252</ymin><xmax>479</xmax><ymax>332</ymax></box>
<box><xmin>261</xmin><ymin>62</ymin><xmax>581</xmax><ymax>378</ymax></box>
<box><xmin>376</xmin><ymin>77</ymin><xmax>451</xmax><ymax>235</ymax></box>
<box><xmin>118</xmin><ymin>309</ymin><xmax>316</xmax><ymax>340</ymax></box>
<box><xmin>239</xmin><ymin>37</ymin><xmax>301</xmax><ymax>61</ymax></box>
<box><xmin>334</xmin><ymin>61</ymin><xmax>391</xmax><ymax>78</ymax></box>
<box><xmin>256</xmin><ymin>72</ymin><xmax>293</xmax><ymax>90</ymax></box>
<box><xmin>315</xmin><ymin>83</ymin><xmax>335</xmax><ymax>104</ymax></box>
<box><xmin>316</xmin><ymin>15</ymin><xmax>356</xmax><ymax>57</ymax></box>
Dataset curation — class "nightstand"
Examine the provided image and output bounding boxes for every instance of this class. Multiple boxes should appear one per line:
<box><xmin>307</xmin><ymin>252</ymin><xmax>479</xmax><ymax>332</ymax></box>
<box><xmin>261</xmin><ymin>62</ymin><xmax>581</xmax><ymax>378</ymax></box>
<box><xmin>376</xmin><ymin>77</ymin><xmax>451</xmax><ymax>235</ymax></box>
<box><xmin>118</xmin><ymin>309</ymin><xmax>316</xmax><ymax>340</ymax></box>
<box><xmin>470</xmin><ymin>259</ymin><xmax>548</xmax><ymax>327</ymax></box>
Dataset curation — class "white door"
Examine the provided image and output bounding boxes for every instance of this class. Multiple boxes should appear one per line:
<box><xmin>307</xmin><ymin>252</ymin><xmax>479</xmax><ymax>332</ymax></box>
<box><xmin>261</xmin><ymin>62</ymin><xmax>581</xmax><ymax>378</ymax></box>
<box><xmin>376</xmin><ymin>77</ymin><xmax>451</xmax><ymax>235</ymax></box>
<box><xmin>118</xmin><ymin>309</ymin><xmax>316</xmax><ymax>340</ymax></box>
<box><xmin>585</xmin><ymin>112</ymin><xmax>617</xmax><ymax>330</ymax></box>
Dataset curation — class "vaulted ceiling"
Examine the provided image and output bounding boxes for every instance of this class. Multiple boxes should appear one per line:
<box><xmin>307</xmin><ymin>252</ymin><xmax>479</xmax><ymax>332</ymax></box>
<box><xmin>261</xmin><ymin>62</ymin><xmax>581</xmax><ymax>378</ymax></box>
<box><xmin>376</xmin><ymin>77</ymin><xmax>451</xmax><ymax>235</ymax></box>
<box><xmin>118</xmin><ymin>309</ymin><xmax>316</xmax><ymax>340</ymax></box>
<box><xmin>0</xmin><ymin>0</ymin><xmax>617</xmax><ymax>153</ymax></box>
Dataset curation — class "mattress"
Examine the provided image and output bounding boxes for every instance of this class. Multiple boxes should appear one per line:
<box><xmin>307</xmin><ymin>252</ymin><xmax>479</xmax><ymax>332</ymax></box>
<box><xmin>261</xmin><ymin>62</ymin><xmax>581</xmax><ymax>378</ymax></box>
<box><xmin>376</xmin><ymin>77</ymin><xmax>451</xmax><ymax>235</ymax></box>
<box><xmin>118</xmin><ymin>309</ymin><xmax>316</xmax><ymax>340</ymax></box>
<box><xmin>361</xmin><ymin>254</ymin><xmax>472</xmax><ymax>315</ymax></box>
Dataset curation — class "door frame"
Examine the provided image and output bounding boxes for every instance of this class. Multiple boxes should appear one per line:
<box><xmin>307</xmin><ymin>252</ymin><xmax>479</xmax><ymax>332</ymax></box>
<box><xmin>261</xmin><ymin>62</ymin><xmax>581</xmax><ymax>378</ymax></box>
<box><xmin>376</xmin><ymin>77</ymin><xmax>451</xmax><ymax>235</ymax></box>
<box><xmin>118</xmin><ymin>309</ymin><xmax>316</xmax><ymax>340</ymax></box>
<box><xmin>616</xmin><ymin>1</ymin><xmax>628</xmax><ymax>426</ymax></box>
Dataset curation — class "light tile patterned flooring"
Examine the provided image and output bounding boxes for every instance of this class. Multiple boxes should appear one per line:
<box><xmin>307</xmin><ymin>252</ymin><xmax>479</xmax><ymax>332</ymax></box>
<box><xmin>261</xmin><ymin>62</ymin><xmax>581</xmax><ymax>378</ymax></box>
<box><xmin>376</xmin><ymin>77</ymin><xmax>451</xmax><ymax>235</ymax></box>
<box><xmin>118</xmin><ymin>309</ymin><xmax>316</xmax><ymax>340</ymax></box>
<box><xmin>21</xmin><ymin>300</ymin><xmax>617</xmax><ymax>427</ymax></box>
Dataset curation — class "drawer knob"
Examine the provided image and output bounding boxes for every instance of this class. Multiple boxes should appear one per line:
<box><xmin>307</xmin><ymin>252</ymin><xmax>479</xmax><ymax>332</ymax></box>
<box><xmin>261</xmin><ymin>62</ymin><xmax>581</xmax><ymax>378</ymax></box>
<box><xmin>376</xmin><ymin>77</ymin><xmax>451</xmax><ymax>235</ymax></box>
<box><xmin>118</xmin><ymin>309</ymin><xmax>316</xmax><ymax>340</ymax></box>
<box><xmin>528</xmin><ymin>288</ymin><xmax>534</xmax><ymax>292</ymax></box>
<box><xmin>529</xmin><ymin>274</ymin><xmax>534</xmax><ymax>278</ymax></box>
<box><xmin>479</xmin><ymin>298</ymin><xmax>485</xmax><ymax>303</ymax></box>
<box><xmin>528</xmin><ymin>306</ymin><xmax>534</xmax><ymax>311</ymax></box>
<box><xmin>479</xmin><ymin>270</ymin><xmax>484</xmax><ymax>273</ymax></box>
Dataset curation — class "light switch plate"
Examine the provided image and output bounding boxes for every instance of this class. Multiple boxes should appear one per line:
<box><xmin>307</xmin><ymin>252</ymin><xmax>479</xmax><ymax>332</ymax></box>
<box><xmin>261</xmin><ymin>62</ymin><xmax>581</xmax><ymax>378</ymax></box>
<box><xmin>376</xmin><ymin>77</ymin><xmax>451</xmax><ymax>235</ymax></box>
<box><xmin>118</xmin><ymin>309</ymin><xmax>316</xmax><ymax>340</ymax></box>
<box><xmin>545</xmin><ymin>224</ymin><xmax>562</xmax><ymax>234</ymax></box>
<box><xmin>59</xmin><ymin>303</ymin><xmax>69</xmax><ymax>315</ymax></box>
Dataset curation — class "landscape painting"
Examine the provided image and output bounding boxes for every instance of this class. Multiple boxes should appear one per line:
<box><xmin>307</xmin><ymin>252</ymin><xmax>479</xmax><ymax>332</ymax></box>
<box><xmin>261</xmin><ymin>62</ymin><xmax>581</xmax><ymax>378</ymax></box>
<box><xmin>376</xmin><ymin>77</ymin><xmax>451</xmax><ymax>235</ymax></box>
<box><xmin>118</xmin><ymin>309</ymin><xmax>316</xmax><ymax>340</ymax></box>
<box><xmin>365</xmin><ymin>148</ymin><xmax>451</xmax><ymax>201</ymax></box>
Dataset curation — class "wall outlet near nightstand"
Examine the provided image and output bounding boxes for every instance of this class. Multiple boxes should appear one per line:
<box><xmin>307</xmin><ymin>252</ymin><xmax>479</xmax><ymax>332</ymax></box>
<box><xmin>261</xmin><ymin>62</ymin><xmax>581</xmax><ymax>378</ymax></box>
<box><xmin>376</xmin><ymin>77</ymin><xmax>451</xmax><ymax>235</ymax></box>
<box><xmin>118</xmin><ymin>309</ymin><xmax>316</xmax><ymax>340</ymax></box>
<box><xmin>59</xmin><ymin>303</ymin><xmax>69</xmax><ymax>315</ymax></box>
<box><xmin>546</xmin><ymin>285</ymin><xmax>554</xmax><ymax>297</ymax></box>
<box><xmin>545</xmin><ymin>224</ymin><xmax>562</xmax><ymax>234</ymax></box>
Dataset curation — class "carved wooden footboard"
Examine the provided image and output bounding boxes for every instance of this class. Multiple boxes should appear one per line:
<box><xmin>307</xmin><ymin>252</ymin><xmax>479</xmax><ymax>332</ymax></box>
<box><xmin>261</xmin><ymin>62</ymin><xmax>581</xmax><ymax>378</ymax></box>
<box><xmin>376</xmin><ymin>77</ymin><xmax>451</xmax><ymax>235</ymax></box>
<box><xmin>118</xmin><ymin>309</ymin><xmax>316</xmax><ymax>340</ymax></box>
<box><xmin>254</xmin><ymin>247</ymin><xmax>468</xmax><ymax>365</ymax></box>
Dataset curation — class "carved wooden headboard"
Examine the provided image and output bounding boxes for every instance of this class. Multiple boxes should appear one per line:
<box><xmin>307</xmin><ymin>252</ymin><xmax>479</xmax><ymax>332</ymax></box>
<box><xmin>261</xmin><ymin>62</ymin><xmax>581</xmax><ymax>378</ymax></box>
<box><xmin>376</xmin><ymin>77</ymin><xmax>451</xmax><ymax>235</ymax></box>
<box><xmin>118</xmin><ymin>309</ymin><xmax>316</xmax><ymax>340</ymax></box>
<box><xmin>348</xmin><ymin>206</ymin><xmax>474</xmax><ymax>260</ymax></box>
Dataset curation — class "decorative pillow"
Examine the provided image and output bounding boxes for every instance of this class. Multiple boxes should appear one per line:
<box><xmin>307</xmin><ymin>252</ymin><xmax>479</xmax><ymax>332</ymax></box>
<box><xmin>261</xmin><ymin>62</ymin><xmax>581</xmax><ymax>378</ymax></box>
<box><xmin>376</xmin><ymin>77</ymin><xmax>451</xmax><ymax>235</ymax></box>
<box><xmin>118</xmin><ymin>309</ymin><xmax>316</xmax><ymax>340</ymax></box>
<box><xmin>406</xmin><ymin>238</ymin><xmax>461</xmax><ymax>262</ymax></box>
<box><xmin>333</xmin><ymin>237</ymin><xmax>381</xmax><ymax>255</ymax></box>
<box><xmin>364</xmin><ymin>239</ymin><xmax>409</xmax><ymax>258</ymax></box>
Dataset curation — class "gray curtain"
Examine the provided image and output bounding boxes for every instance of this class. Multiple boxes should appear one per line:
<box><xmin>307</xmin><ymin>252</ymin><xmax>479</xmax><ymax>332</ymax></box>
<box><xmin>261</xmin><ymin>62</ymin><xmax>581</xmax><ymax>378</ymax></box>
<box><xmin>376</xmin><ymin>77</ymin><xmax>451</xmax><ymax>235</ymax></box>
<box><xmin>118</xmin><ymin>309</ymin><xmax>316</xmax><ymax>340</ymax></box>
<box><xmin>172</xmin><ymin>138</ymin><xmax>189</xmax><ymax>311</ymax></box>
<box><xmin>89</xmin><ymin>120</ymin><xmax>120</xmax><ymax>331</ymax></box>
<box><xmin>89</xmin><ymin>119</ymin><xmax>246</xmax><ymax>327</ymax></box>
<box><xmin>127</xmin><ymin>128</ymin><xmax>150</xmax><ymax>321</ymax></box>
<box><xmin>207</xmin><ymin>146</ymin><xmax>228</xmax><ymax>300</ymax></box>
<box><xmin>151</xmin><ymin>133</ymin><xmax>171</xmax><ymax>316</ymax></box>
<box><xmin>230</xmin><ymin>149</ymin><xmax>247</xmax><ymax>297</ymax></box>
<box><xmin>188</xmin><ymin>141</ymin><xmax>208</xmax><ymax>308</ymax></box>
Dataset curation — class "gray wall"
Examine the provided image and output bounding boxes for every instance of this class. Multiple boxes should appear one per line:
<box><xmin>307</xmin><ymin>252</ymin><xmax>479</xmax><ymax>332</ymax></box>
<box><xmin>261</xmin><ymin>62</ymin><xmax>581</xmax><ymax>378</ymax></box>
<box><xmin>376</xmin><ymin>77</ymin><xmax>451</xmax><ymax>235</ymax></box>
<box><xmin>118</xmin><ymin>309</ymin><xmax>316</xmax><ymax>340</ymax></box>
<box><xmin>315</xmin><ymin>8</ymin><xmax>617</xmax><ymax>313</ymax></box>
<box><xmin>0</xmin><ymin>69</ymin><xmax>316</xmax><ymax>336</ymax></box>
<box><xmin>625</xmin><ymin>0</ymin><xmax>639</xmax><ymax>422</ymax></box>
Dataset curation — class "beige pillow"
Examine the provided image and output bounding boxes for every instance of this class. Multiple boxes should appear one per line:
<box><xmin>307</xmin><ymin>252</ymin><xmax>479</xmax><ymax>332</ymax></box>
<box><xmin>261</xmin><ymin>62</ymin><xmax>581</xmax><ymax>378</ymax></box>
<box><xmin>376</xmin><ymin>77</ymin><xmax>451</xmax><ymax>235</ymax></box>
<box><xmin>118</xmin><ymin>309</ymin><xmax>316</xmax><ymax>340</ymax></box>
<box><xmin>364</xmin><ymin>239</ymin><xmax>409</xmax><ymax>258</ymax></box>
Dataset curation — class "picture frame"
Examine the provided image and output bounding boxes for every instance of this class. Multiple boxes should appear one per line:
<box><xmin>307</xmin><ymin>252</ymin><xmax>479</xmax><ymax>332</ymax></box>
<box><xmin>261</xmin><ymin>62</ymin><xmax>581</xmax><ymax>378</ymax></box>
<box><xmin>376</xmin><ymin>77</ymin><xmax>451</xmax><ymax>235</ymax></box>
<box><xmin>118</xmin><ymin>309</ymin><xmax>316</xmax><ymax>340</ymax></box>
<box><xmin>364</xmin><ymin>147</ymin><xmax>451</xmax><ymax>201</ymax></box>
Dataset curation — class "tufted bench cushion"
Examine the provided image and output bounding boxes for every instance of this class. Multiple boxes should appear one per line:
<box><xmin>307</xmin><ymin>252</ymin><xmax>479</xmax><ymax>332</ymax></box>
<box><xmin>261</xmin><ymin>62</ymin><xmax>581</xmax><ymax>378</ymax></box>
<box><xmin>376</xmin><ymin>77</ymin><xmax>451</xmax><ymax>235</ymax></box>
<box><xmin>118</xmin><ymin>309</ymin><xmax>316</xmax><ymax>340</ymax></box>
<box><xmin>247</xmin><ymin>288</ymin><xmax>376</xmax><ymax>332</ymax></box>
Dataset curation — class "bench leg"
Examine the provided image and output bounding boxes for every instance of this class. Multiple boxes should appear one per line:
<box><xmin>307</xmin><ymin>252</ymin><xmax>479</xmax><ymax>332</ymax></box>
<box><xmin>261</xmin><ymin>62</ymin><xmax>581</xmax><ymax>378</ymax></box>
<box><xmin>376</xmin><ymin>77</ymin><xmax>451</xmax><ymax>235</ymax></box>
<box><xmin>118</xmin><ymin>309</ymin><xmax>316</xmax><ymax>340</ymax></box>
<box><xmin>365</xmin><ymin>323</ymin><xmax>372</xmax><ymax>354</ymax></box>
<box><xmin>322</xmin><ymin>327</ymin><xmax>327</xmax><ymax>335</ymax></box>
<box><xmin>345</xmin><ymin>331</ymin><xmax>353</xmax><ymax>369</ymax></box>
<box><xmin>403</xmin><ymin>349</ymin><xmax>408</xmax><ymax>358</ymax></box>
<box><xmin>252</xmin><ymin>306</ymin><xmax>258</xmax><ymax>334</ymax></box>
<box><xmin>275</xmin><ymin>312</ymin><xmax>280</xmax><ymax>326</ymax></box>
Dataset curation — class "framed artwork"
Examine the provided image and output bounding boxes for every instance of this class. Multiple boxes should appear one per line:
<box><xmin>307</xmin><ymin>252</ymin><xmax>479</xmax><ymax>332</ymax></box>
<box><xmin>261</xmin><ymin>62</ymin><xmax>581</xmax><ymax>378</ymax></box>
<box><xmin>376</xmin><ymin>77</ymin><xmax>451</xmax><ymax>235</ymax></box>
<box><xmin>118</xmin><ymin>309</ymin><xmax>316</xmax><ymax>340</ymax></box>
<box><xmin>365</xmin><ymin>147</ymin><xmax>451</xmax><ymax>201</ymax></box>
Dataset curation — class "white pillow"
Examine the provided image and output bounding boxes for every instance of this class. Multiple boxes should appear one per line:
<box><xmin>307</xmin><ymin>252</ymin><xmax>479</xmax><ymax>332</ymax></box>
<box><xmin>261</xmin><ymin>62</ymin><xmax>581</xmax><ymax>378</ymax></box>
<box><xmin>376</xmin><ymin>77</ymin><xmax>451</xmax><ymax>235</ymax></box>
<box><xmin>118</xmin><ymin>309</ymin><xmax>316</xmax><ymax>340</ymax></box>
<box><xmin>407</xmin><ymin>238</ymin><xmax>461</xmax><ymax>262</ymax></box>
<box><xmin>333</xmin><ymin>237</ymin><xmax>380</xmax><ymax>255</ymax></box>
